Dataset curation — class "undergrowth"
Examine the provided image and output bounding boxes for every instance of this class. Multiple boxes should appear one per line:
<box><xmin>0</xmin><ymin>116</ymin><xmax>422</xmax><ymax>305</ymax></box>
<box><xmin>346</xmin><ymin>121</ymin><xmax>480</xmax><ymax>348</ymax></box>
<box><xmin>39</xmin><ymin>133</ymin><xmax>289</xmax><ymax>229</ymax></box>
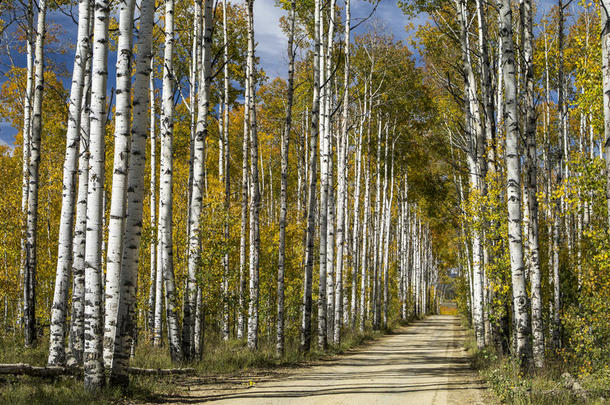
<box><xmin>0</xmin><ymin>318</ymin><xmax>405</xmax><ymax>404</ymax></box>
<box><xmin>464</xmin><ymin>327</ymin><xmax>610</xmax><ymax>405</ymax></box>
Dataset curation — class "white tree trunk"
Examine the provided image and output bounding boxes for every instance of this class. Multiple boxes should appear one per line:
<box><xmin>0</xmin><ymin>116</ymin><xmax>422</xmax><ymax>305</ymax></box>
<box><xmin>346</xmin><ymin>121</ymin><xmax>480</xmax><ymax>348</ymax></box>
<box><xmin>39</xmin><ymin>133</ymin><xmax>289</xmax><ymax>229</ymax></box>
<box><xmin>148</xmin><ymin>56</ymin><xmax>156</xmax><ymax>333</ymax></box>
<box><xmin>237</xmin><ymin>61</ymin><xmax>250</xmax><ymax>341</ymax></box>
<box><xmin>23</xmin><ymin>0</ymin><xmax>48</xmax><ymax>348</ymax></box>
<box><xmin>104</xmin><ymin>0</ymin><xmax>137</xmax><ymax>370</ymax></box>
<box><xmin>84</xmin><ymin>0</ymin><xmax>109</xmax><ymax>390</ymax></box>
<box><xmin>221</xmin><ymin>0</ymin><xmax>231</xmax><ymax>343</ymax></box>
<box><xmin>277</xmin><ymin>0</ymin><xmax>296</xmax><ymax>357</ymax></box>
<box><xmin>19</xmin><ymin>0</ymin><xmax>34</xmax><ymax>327</ymax></box>
<box><xmin>69</xmin><ymin>36</ymin><xmax>92</xmax><ymax>366</ymax></box>
<box><xmin>158</xmin><ymin>0</ymin><xmax>181</xmax><ymax>361</ymax></box>
<box><xmin>317</xmin><ymin>2</ymin><xmax>329</xmax><ymax>349</ymax></box>
<box><xmin>359</xmin><ymin>145</ymin><xmax>371</xmax><ymax>332</ymax></box>
<box><xmin>48</xmin><ymin>0</ymin><xmax>91</xmax><ymax>366</ymax></box>
<box><xmin>246</xmin><ymin>0</ymin><xmax>261</xmax><ymax>350</ymax></box>
<box><xmin>109</xmin><ymin>0</ymin><xmax>155</xmax><ymax>385</ymax></box>
<box><xmin>333</xmin><ymin>0</ymin><xmax>349</xmax><ymax>344</ymax></box>
<box><xmin>183</xmin><ymin>0</ymin><xmax>212</xmax><ymax>360</ymax></box>
<box><xmin>300</xmin><ymin>0</ymin><xmax>321</xmax><ymax>352</ymax></box>
<box><xmin>498</xmin><ymin>0</ymin><xmax>531</xmax><ymax>364</ymax></box>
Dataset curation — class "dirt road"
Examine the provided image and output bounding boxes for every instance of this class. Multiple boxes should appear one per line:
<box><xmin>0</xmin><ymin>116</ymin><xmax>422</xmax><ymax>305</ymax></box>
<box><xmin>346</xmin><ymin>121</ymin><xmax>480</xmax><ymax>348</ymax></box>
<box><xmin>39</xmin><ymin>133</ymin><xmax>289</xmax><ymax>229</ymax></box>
<box><xmin>160</xmin><ymin>315</ymin><xmax>485</xmax><ymax>404</ymax></box>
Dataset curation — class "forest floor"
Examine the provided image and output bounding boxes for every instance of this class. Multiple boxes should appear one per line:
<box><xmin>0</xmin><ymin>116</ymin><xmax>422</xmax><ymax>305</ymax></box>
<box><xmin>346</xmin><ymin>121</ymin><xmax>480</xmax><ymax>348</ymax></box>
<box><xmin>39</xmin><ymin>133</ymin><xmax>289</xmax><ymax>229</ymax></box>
<box><xmin>152</xmin><ymin>315</ymin><xmax>485</xmax><ymax>405</ymax></box>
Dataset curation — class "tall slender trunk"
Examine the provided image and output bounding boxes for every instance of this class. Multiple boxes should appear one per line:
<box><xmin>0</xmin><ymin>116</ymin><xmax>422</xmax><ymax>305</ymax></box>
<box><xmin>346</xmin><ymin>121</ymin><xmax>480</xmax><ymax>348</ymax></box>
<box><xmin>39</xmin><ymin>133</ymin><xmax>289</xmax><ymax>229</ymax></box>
<box><xmin>69</xmin><ymin>30</ymin><xmax>92</xmax><ymax>365</ymax></box>
<box><xmin>159</xmin><ymin>0</ymin><xmax>182</xmax><ymax>361</ymax></box>
<box><xmin>333</xmin><ymin>0</ymin><xmax>349</xmax><ymax>344</ymax></box>
<box><xmin>604</xmin><ymin>0</ymin><xmax>610</xmax><ymax>232</ymax></box>
<box><xmin>48</xmin><ymin>0</ymin><xmax>91</xmax><ymax>365</ymax></box>
<box><xmin>183</xmin><ymin>0</ymin><xmax>212</xmax><ymax>361</ymax></box>
<box><xmin>20</xmin><ymin>0</ymin><xmax>34</xmax><ymax>324</ymax></box>
<box><xmin>382</xmin><ymin>142</ymin><xmax>394</xmax><ymax>330</ymax></box>
<box><xmin>317</xmin><ymin>0</ymin><xmax>330</xmax><ymax>350</ymax></box>
<box><xmin>23</xmin><ymin>0</ymin><xmax>48</xmax><ymax>348</ymax></box>
<box><xmin>372</xmin><ymin>119</ymin><xmax>382</xmax><ymax>330</ymax></box>
<box><xmin>498</xmin><ymin>0</ymin><xmax>532</xmax><ymax>365</ymax></box>
<box><xmin>104</xmin><ymin>0</ymin><xmax>137</xmax><ymax>370</ymax></box>
<box><xmin>246</xmin><ymin>0</ymin><xmax>261</xmax><ymax>350</ymax></box>
<box><xmin>351</xmin><ymin>112</ymin><xmax>363</xmax><ymax>328</ymax></box>
<box><xmin>277</xmin><ymin>0</ymin><xmax>296</xmax><ymax>357</ymax></box>
<box><xmin>221</xmin><ymin>0</ymin><xmax>231</xmax><ymax>343</ymax></box>
<box><xmin>110</xmin><ymin>0</ymin><xmax>155</xmax><ymax>385</ymax></box>
<box><xmin>301</xmin><ymin>0</ymin><xmax>321</xmax><ymax>353</ymax></box>
<box><xmin>148</xmin><ymin>56</ymin><xmax>157</xmax><ymax>333</ymax></box>
<box><xmin>359</xmin><ymin>134</ymin><xmax>371</xmax><ymax>332</ymax></box>
<box><xmin>83</xmin><ymin>0</ymin><xmax>109</xmax><ymax>390</ymax></box>
<box><xmin>238</xmin><ymin>39</ymin><xmax>251</xmax><ymax>341</ymax></box>
<box><xmin>521</xmin><ymin>0</ymin><xmax>544</xmax><ymax>368</ymax></box>
<box><xmin>457</xmin><ymin>0</ymin><xmax>485</xmax><ymax>347</ymax></box>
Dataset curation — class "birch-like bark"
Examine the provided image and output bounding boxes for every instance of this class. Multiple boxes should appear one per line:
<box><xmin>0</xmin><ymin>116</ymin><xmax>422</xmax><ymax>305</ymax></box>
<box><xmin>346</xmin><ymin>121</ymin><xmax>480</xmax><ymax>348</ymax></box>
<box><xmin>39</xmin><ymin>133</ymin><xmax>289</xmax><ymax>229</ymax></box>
<box><xmin>23</xmin><ymin>0</ymin><xmax>48</xmax><ymax>348</ymax></box>
<box><xmin>601</xmin><ymin>12</ymin><xmax>610</xmax><ymax>323</ymax></box>
<box><xmin>83</xmin><ymin>0</ymin><xmax>109</xmax><ymax>390</ymax></box>
<box><xmin>104</xmin><ymin>0</ymin><xmax>137</xmax><ymax>370</ymax></box>
<box><xmin>159</xmin><ymin>0</ymin><xmax>182</xmax><ymax>361</ymax></box>
<box><xmin>317</xmin><ymin>1</ymin><xmax>329</xmax><ymax>349</ymax></box>
<box><xmin>382</xmin><ymin>142</ymin><xmax>394</xmax><ymax>330</ymax></box>
<box><xmin>333</xmin><ymin>0</ymin><xmax>349</xmax><ymax>344</ymax></box>
<box><xmin>351</xmin><ymin>107</ymin><xmax>363</xmax><ymax>328</ymax></box>
<box><xmin>68</xmin><ymin>37</ymin><xmax>92</xmax><ymax>366</ymax></box>
<box><xmin>148</xmin><ymin>57</ymin><xmax>156</xmax><ymax>333</ymax></box>
<box><xmin>221</xmin><ymin>0</ymin><xmax>231</xmax><ymax>343</ymax></box>
<box><xmin>246</xmin><ymin>0</ymin><xmax>261</xmax><ymax>350</ymax></box>
<box><xmin>184</xmin><ymin>0</ymin><xmax>212</xmax><ymax>361</ymax></box>
<box><xmin>498</xmin><ymin>0</ymin><xmax>532</xmax><ymax>365</ymax></box>
<box><xmin>372</xmin><ymin>120</ymin><xmax>382</xmax><ymax>330</ymax></box>
<box><xmin>238</xmin><ymin>44</ymin><xmax>250</xmax><ymax>341</ymax></box>
<box><xmin>109</xmin><ymin>0</ymin><xmax>155</xmax><ymax>385</ymax></box>
<box><xmin>277</xmin><ymin>0</ymin><xmax>296</xmax><ymax>357</ymax></box>
<box><xmin>48</xmin><ymin>0</ymin><xmax>91</xmax><ymax>366</ymax></box>
<box><xmin>19</xmin><ymin>0</ymin><xmax>34</xmax><ymax>327</ymax></box>
<box><xmin>457</xmin><ymin>0</ymin><xmax>484</xmax><ymax>348</ymax></box>
<box><xmin>522</xmin><ymin>0</ymin><xmax>544</xmax><ymax>368</ymax></box>
<box><xmin>378</xmin><ymin>126</ymin><xmax>389</xmax><ymax>328</ymax></box>
<box><xmin>359</xmin><ymin>136</ymin><xmax>371</xmax><ymax>332</ymax></box>
<box><xmin>301</xmin><ymin>0</ymin><xmax>321</xmax><ymax>352</ymax></box>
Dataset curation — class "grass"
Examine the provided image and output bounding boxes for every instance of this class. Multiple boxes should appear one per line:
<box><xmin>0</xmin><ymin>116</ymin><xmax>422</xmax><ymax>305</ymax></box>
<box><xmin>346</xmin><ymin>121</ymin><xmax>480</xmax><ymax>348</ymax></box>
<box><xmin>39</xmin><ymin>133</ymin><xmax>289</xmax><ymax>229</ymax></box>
<box><xmin>463</xmin><ymin>325</ymin><xmax>610</xmax><ymax>405</ymax></box>
<box><xmin>0</xmin><ymin>318</ymin><xmax>408</xmax><ymax>404</ymax></box>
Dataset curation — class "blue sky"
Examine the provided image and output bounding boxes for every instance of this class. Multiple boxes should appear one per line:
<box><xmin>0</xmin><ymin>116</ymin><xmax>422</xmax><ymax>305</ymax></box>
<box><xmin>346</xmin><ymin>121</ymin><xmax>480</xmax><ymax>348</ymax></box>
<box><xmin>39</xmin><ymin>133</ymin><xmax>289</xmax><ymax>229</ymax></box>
<box><xmin>0</xmin><ymin>0</ymin><xmax>575</xmax><ymax>147</ymax></box>
<box><xmin>0</xmin><ymin>0</ymin><xmax>423</xmax><ymax>147</ymax></box>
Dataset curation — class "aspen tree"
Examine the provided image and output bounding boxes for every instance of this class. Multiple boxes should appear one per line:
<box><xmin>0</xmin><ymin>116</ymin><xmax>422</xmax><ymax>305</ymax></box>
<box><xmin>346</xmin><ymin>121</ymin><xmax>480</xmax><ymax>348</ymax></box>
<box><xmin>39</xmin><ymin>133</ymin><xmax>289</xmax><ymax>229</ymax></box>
<box><xmin>238</xmin><ymin>37</ymin><xmax>251</xmax><ymax>342</ymax></box>
<box><xmin>20</xmin><ymin>0</ymin><xmax>34</xmax><ymax>320</ymax></box>
<box><xmin>521</xmin><ymin>0</ymin><xmax>544</xmax><ymax>368</ymax></box>
<box><xmin>158</xmin><ymin>0</ymin><xmax>182</xmax><ymax>361</ymax></box>
<box><xmin>110</xmin><ymin>0</ymin><xmax>156</xmax><ymax>385</ymax></box>
<box><xmin>359</xmin><ymin>130</ymin><xmax>371</xmax><ymax>332</ymax></box>
<box><xmin>498</xmin><ymin>0</ymin><xmax>532</xmax><ymax>365</ymax></box>
<box><xmin>277</xmin><ymin>0</ymin><xmax>296</xmax><ymax>357</ymax></box>
<box><xmin>246</xmin><ymin>0</ymin><xmax>261</xmax><ymax>350</ymax></box>
<box><xmin>184</xmin><ymin>0</ymin><xmax>212</xmax><ymax>360</ymax></box>
<box><xmin>104</xmin><ymin>0</ymin><xmax>137</xmax><ymax>369</ymax></box>
<box><xmin>23</xmin><ymin>0</ymin><xmax>48</xmax><ymax>348</ymax></box>
<box><xmin>148</xmin><ymin>57</ymin><xmax>157</xmax><ymax>333</ymax></box>
<box><xmin>221</xmin><ymin>0</ymin><xmax>231</xmax><ymax>343</ymax></box>
<box><xmin>69</xmin><ymin>34</ymin><xmax>92</xmax><ymax>366</ymax></box>
<box><xmin>48</xmin><ymin>0</ymin><xmax>91</xmax><ymax>365</ymax></box>
<box><xmin>603</xmin><ymin>0</ymin><xmax>610</xmax><ymax>231</ymax></box>
<box><xmin>301</xmin><ymin>0</ymin><xmax>321</xmax><ymax>352</ymax></box>
<box><xmin>84</xmin><ymin>0</ymin><xmax>110</xmax><ymax>389</ymax></box>
<box><xmin>457</xmin><ymin>0</ymin><xmax>485</xmax><ymax>348</ymax></box>
<box><xmin>317</xmin><ymin>0</ymin><xmax>329</xmax><ymax>349</ymax></box>
<box><xmin>333</xmin><ymin>0</ymin><xmax>349</xmax><ymax>345</ymax></box>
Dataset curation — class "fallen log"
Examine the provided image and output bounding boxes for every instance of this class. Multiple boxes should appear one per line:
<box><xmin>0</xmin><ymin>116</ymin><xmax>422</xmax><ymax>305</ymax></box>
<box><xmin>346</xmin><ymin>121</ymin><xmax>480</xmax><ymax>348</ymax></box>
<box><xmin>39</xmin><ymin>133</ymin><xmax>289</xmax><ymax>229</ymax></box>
<box><xmin>0</xmin><ymin>363</ymin><xmax>194</xmax><ymax>377</ymax></box>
